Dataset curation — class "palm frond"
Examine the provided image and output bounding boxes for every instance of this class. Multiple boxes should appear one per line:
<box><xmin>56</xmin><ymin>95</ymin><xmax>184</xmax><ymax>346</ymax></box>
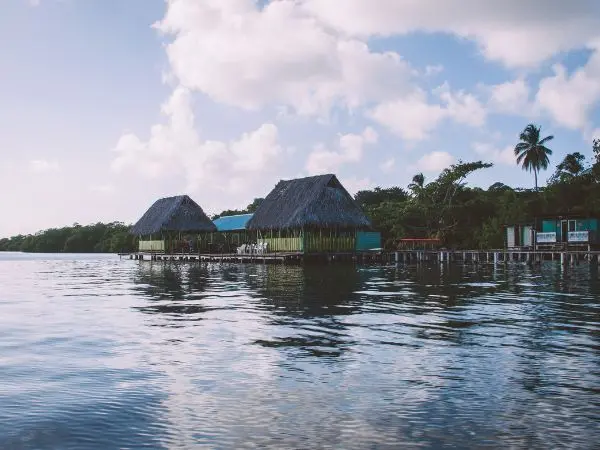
<box><xmin>514</xmin><ymin>142</ymin><xmax>529</xmax><ymax>155</ymax></box>
<box><xmin>514</xmin><ymin>124</ymin><xmax>553</xmax><ymax>190</ymax></box>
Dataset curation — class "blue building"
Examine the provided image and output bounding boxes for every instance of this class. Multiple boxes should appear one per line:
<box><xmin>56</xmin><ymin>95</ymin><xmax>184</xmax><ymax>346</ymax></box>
<box><xmin>536</xmin><ymin>215</ymin><xmax>599</xmax><ymax>249</ymax></box>
<box><xmin>209</xmin><ymin>213</ymin><xmax>255</xmax><ymax>253</ymax></box>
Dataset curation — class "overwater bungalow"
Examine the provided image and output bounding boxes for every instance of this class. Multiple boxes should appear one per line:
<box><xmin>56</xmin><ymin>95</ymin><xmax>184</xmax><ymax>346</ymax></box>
<box><xmin>130</xmin><ymin>195</ymin><xmax>216</xmax><ymax>253</ymax></box>
<box><xmin>246</xmin><ymin>174</ymin><xmax>381</xmax><ymax>253</ymax></box>
<box><xmin>211</xmin><ymin>213</ymin><xmax>254</xmax><ymax>253</ymax></box>
<box><xmin>535</xmin><ymin>215</ymin><xmax>599</xmax><ymax>249</ymax></box>
<box><xmin>504</xmin><ymin>215</ymin><xmax>599</xmax><ymax>250</ymax></box>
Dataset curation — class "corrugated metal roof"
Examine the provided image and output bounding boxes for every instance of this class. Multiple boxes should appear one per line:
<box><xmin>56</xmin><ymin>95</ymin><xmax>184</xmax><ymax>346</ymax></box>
<box><xmin>213</xmin><ymin>214</ymin><xmax>253</xmax><ymax>231</ymax></box>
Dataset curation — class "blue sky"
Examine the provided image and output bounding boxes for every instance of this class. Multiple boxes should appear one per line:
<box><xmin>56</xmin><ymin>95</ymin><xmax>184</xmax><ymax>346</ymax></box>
<box><xmin>1</xmin><ymin>0</ymin><xmax>599</xmax><ymax>236</ymax></box>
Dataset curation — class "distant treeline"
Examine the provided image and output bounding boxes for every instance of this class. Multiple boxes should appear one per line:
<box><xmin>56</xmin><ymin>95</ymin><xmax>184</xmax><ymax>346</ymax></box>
<box><xmin>0</xmin><ymin>222</ymin><xmax>137</xmax><ymax>253</ymax></box>
<box><xmin>211</xmin><ymin>197</ymin><xmax>264</xmax><ymax>219</ymax></box>
<box><xmin>0</xmin><ymin>197</ymin><xmax>267</xmax><ymax>254</ymax></box>
<box><xmin>2</xmin><ymin>127</ymin><xmax>599</xmax><ymax>253</ymax></box>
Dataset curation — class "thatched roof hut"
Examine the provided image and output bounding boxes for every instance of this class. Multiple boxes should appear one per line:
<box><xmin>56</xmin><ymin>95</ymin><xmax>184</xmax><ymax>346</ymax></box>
<box><xmin>246</xmin><ymin>174</ymin><xmax>372</xmax><ymax>230</ymax></box>
<box><xmin>131</xmin><ymin>195</ymin><xmax>216</xmax><ymax>236</ymax></box>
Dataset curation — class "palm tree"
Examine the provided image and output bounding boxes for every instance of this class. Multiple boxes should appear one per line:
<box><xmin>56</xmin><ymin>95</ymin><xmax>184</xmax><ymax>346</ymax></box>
<box><xmin>514</xmin><ymin>124</ymin><xmax>553</xmax><ymax>190</ymax></box>
<box><xmin>408</xmin><ymin>173</ymin><xmax>425</xmax><ymax>193</ymax></box>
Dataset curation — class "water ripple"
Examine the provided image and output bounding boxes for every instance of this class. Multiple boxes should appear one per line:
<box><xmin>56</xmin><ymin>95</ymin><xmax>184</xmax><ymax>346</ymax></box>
<box><xmin>0</xmin><ymin>253</ymin><xmax>599</xmax><ymax>449</ymax></box>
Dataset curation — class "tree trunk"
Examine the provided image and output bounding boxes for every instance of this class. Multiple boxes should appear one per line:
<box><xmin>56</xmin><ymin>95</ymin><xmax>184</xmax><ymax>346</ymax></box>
<box><xmin>534</xmin><ymin>169</ymin><xmax>538</xmax><ymax>191</ymax></box>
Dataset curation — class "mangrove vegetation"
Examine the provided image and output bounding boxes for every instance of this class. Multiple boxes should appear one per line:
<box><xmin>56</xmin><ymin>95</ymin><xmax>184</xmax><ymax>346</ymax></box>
<box><xmin>0</xmin><ymin>222</ymin><xmax>137</xmax><ymax>253</ymax></box>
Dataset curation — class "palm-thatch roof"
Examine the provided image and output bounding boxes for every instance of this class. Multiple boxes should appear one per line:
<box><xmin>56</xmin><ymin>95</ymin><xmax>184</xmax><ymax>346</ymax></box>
<box><xmin>246</xmin><ymin>174</ymin><xmax>372</xmax><ymax>230</ymax></box>
<box><xmin>131</xmin><ymin>195</ymin><xmax>216</xmax><ymax>236</ymax></box>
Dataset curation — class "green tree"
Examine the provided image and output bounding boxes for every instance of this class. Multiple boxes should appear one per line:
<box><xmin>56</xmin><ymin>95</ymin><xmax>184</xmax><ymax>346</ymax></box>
<box><xmin>514</xmin><ymin>123</ymin><xmax>554</xmax><ymax>190</ymax></box>
<box><xmin>548</xmin><ymin>152</ymin><xmax>586</xmax><ymax>184</ymax></box>
<box><xmin>408</xmin><ymin>173</ymin><xmax>425</xmax><ymax>191</ymax></box>
<box><xmin>355</xmin><ymin>187</ymin><xmax>407</xmax><ymax>208</ymax></box>
<box><xmin>0</xmin><ymin>222</ymin><xmax>135</xmax><ymax>253</ymax></box>
<box><xmin>212</xmin><ymin>197</ymin><xmax>266</xmax><ymax>220</ymax></box>
<box><xmin>246</xmin><ymin>197</ymin><xmax>264</xmax><ymax>213</ymax></box>
<box><xmin>591</xmin><ymin>138</ymin><xmax>600</xmax><ymax>179</ymax></box>
<box><xmin>488</xmin><ymin>182</ymin><xmax>512</xmax><ymax>192</ymax></box>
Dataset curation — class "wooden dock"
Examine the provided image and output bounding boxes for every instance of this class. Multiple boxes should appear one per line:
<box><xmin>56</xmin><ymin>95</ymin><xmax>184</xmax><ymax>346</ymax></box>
<box><xmin>394</xmin><ymin>249</ymin><xmax>600</xmax><ymax>266</ymax></box>
<box><xmin>120</xmin><ymin>249</ymin><xmax>600</xmax><ymax>266</ymax></box>
<box><xmin>120</xmin><ymin>251</ymin><xmax>390</xmax><ymax>264</ymax></box>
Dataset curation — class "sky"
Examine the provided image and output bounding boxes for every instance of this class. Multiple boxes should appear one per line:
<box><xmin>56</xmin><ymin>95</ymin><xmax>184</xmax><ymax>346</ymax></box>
<box><xmin>1</xmin><ymin>0</ymin><xmax>600</xmax><ymax>237</ymax></box>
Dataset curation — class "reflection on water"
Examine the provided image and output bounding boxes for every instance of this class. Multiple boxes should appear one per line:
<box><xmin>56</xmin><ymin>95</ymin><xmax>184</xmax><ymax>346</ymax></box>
<box><xmin>0</xmin><ymin>253</ymin><xmax>599</xmax><ymax>449</ymax></box>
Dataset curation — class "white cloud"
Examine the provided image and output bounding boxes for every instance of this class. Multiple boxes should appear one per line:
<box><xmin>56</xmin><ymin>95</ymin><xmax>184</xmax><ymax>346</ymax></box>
<box><xmin>301</xmin><ymin>0</ymin><xmax>600</xmax><ymax>68</ymax></box>
<box><xmin>412</xmin><ymin>151</ymin><xmax>455</xmax><ymax>173</ymax></box>
<box><xmin>473</xmin><ymin>142</ymin><xmax>515</xmax><ymax>166</ymax></box>
<box><xmin>487</xmin><ymin>78</ymin><xmax>533</xmax><ymax>116</ymax></box>
<box><xmin>436</xmin><ymin>83</ymin><xmax>486</xmax><ymax>127</ymax></box>
<box><xmin>380</xmin><ymin>157</ymin><xmax>395</xmax><ymax>173</ymax></box>
<box><xmin>29</xmin><ymin>159</ymin><xmax>60</xmax><ymax>173</ymax></box>
<box><xmin>424</xmin><ymin>64</ymin><xmax>444</xmax><ymax>76</ymax></box>
<box><xmin>367</xmin><ymin>91</ymin><xmax>445</xmax><ymax>141</ymax></box>
<box><xmin>89</xmin><ymin>184</ymin><xmax>116</xmax><ymax>194</ymax></box>
<box><xmin>535</xmin><ymin>49</ymin><xmax>600</xmax><ymax>129</ymax></box>
<box><xmin>111</xmin><ymin>87</ymin><xmax>291</xmax><ymax>212</ymax></box>
<box><xmin>343</xmin><ymin>176</ymin><xmax>375</xmax><ymax>195</ymax></box>
<box><xmin>306</xmin><ymin>127</ymin><xmax>377</xmax><ymax>174</ymax></box>
<box><xmin>368</xmin><ymin>84</ymin><xmax>486</xmax><ymax>141</ymax></box>
<box><xmin>156</xmin><ymin>0</ymin><xmax>417</xmax><ymax>116</ymax></box>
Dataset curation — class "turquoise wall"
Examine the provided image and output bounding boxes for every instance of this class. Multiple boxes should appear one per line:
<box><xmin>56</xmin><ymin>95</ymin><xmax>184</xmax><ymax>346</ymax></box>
<box><xmin>541</xmin><ymin>220</ymin><xmax>557</xmax><ymax>233</ymax></box>
<box><xmin>356</xmin><ymin>232</ymin><xmax>382</xmax><ymax>250</ymax></box>
<box><xmin>579</xmin><ymin>218</ymin><xmax>599</xmax><ymax>231</ymax></box>
<box><xmin>541</xmin><ymin>218</ymin><xmax>598</xmax><ymax>240</ymax></box>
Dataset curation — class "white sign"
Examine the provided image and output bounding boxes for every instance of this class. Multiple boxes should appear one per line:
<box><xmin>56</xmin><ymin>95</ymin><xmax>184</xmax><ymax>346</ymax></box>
<box><xmin>568</xmin><ymin>231</ymin><xmax>589</xmax><ymax>243</ymax></box>
<box><xmin>536</xmin><ymin>232</ymin><xmax>557</xmax><ymax>243</ymax></box>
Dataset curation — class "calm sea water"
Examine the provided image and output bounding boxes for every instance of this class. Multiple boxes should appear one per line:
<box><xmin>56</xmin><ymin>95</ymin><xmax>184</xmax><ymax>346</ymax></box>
<box><xmin>0</xmin><ymin>252</ymin><xmax>599</xmax><ymax>449</ymax></box>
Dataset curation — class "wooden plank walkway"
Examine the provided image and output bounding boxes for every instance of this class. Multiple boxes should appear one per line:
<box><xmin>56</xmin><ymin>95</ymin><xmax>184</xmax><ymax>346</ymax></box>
<box><xmin>123</xmin><ymin>252</ymin><xmax>299</xmax><ymax>263</ymax></box>
<box><xmin>119</xmin><ymin>249</ymin><xmax>600</xmax><ymax>266</ymax></box>
<box><xmin>394</xmin><ymin>249</ymin><xmax>600</xmax><ymax>265</ymax></box>
<box><xmin>120</xmin><ymin>251</ymin><xmax>389</xmax><ymax>264</ymax></box>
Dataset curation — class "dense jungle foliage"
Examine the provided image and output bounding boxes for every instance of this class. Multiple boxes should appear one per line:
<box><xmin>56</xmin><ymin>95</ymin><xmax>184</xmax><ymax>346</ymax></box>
<box><xmin>0</xmin><ymin>222</ymin><xmax>137</xmax><ymax>253</ymax></box>
<box><xmin>2</xmin><ymin>128</ymin><xmax>599</xmax><ymax>253</ymax></box>
<box><xmin>356</xmin><ymin>137</ymin><xmax>600</xmax><ymax>249</ymax></box>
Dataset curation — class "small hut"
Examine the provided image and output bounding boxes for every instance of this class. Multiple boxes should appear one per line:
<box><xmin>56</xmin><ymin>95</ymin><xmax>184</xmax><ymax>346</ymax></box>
<box><xmin>211</xmin><ymin>213</ymin><xmax>254</xmax><ymax>253</ymax></box>
<box><xmin>246</xmin><ymin>174</ymin><xmax>380</xmax><ymax>253</ymax></box>
<box><xmin>504</xmin><ymin>223</ymin><xmax>535</xmax><ymax>249</ymax></box>
<box><xmin>536</xmin><ymin>215</ymin><xmax>599</xmax><ymax>249</ymax></box>
<box><xmin>131</xmin><ymin>195</ymin><xmax>216</xmax><ymax>253</ymax></box>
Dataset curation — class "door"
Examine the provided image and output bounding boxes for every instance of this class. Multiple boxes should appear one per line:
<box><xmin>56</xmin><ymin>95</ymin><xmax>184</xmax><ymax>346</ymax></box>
<box><xmin>522</xmin><ymin>226</ymin><xmax>532</xmax><ymax>247</ymax></box>
<box><xmin>561</xmin><ymin>220</ymin><xmax>568</xmax><ymax>242</ymax></box>
<box><xmin>506</xmin><ymin>226</ymin><xmax>515</xmax><ymax>247</ymax></box>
